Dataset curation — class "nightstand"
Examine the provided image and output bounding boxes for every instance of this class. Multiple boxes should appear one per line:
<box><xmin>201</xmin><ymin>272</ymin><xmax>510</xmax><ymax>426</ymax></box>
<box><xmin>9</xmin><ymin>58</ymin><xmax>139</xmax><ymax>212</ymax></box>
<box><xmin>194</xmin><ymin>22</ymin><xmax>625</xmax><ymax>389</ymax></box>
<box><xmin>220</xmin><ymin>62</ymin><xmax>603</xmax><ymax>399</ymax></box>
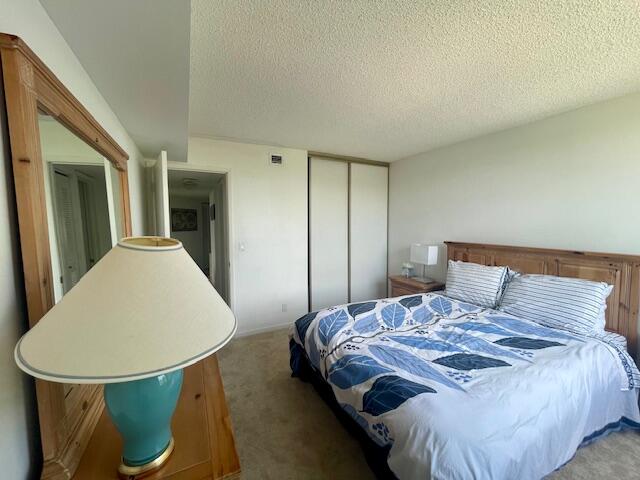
<box><xmin>389</xmin><ymin>275</ymin><xmax>444</xmax><ymax>297</ymax></box>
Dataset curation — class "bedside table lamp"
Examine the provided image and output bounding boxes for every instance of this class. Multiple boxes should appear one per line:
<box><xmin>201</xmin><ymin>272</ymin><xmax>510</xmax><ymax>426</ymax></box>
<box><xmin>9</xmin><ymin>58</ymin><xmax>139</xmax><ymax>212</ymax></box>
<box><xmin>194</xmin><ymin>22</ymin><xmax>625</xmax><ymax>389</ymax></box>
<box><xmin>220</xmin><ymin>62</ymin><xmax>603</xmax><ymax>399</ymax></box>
<box><xmin>410</xmin><ymin>243</ymin><xmax>438</xmax><ymax>283</ymax></box>
<box><xmin>14</xmin><ymin>237</ymin><xmax>237</xmax><ymax>478</ymax></box>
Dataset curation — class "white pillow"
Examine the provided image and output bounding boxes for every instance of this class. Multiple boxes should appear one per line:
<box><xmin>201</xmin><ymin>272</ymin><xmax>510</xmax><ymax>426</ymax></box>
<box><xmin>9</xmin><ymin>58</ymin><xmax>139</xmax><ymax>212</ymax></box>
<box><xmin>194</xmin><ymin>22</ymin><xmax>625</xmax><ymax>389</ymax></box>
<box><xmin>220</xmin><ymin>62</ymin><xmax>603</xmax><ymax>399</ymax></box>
<box><xmin>599</xmin><ymin>330</ymin><xmax>627</xmax><ymax>350</ymax></box>
<box><xmin>499</xmin><ymin>274</ymin><xmax>613</xmax><ymax>335</ymax></box>
<box><xmin>444</xmin><ymin>260</ymin><xmax>509</xmax><ymax>309</ymax></box>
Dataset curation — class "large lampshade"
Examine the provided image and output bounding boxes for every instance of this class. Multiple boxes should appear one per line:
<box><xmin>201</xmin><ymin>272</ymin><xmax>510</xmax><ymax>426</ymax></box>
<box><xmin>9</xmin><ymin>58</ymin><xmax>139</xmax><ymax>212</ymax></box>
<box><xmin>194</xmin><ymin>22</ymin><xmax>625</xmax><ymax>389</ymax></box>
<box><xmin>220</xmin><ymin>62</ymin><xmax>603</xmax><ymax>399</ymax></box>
<box><xmin>15</xmin><ymin>237</ymin><xmax>237</xmax><ymax>384</ymax></box>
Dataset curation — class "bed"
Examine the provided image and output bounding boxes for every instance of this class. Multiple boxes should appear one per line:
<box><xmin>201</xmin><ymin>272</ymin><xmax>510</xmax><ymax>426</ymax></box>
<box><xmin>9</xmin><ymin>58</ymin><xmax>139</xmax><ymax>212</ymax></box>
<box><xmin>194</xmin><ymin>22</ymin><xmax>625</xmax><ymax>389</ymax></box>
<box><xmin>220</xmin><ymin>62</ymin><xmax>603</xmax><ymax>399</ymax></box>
<box><xmin>289</xmin><ymin>242</ymin><xmax>640</xmax><ymax>479</ymax></box>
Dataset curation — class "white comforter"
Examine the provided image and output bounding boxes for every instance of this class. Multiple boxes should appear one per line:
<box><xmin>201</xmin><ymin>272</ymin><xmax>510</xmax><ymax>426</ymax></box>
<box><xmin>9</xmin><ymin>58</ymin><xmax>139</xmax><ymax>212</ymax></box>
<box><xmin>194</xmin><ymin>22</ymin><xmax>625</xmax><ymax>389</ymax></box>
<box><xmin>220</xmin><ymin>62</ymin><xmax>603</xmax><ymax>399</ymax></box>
<box><xmin>291</xmin><ymin>293</ymin><xmax>640</xmax><ymax>479</ymax></box>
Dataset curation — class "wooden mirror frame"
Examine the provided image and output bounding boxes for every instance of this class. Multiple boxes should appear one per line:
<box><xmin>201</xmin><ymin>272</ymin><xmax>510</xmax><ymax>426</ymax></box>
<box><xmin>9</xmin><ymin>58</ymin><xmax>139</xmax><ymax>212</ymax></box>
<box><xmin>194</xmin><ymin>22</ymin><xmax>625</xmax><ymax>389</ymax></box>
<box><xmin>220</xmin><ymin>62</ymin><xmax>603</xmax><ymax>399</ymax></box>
<box><xmin>0</xmin><ymin>33</ymin><xmax>132</xmax><ymax>479</ymax></box>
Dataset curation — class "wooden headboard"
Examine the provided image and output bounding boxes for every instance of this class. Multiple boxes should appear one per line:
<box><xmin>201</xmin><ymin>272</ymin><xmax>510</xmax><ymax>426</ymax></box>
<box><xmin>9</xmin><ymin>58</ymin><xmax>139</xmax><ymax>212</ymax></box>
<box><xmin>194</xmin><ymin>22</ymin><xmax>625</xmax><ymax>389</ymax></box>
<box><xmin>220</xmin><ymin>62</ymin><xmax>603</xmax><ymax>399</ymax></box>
<box><xmin>446</xmin><ymin>242</ymin><xmax>640</xmax><ymax>358</ymax></box>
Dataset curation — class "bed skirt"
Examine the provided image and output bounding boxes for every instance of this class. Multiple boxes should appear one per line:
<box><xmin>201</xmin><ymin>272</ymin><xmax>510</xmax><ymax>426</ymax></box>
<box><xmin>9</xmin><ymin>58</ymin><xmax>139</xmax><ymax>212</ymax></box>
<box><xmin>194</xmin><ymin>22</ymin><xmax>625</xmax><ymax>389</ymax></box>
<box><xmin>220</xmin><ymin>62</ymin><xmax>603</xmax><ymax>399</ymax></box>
<box><xmin>290</xmin><ymin>339</ymin><xmax>397</xmax><ymax>479</ymax></box>
<box><xmin>289</xmin><ymin>338</ymin><xmax>640</xmax><ymax>479</ymax></box>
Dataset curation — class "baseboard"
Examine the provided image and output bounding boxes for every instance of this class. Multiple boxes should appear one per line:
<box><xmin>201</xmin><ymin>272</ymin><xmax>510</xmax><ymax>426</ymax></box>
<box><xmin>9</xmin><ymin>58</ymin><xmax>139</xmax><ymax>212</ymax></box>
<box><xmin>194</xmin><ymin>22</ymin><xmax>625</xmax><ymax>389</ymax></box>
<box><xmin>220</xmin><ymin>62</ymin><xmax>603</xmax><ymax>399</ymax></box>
<box><xmin>235</xmin><ymin>321</ymin><xmax>292</xmax><ymax>338</ymax></box>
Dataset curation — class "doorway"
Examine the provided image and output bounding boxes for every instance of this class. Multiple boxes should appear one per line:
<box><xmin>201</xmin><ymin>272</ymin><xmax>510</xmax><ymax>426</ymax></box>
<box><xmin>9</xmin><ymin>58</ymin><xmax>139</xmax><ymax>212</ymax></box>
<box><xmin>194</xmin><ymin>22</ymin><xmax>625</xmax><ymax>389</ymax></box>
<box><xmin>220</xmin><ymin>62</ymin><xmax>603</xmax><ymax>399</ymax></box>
<box><xmin>166</xmin><ymin>169</ymin><xmax>230</xmax><ymax>304</ymax></box>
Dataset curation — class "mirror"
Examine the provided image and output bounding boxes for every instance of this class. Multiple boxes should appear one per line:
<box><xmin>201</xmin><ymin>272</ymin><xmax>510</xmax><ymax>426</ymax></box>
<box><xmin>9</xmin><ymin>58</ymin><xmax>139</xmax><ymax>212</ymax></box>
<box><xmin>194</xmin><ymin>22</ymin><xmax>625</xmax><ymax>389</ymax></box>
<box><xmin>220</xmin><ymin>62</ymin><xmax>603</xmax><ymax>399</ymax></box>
<box><xmin>1</xmin><ymin>34</ymin><xmax>133</xmax><ymax>477</ymax></box>
<box><xmin>38</xmin><ymin>112</ymin><xmax>126</xmax><ymax>420</ymax></box>
<box><xmin>39</xmin><ymin>113</ymin><xmax>122</xmax><ymax>301</ymax></box>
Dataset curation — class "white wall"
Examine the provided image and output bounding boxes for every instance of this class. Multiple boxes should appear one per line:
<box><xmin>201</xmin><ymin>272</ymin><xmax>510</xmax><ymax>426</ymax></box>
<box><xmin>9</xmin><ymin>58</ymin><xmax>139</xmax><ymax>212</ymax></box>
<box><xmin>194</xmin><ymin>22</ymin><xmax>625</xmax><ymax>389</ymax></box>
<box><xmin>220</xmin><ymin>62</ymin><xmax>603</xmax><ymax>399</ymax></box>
<box><xmin>0</xmin><ymin>1</ymin><xmax>148</xmax><ymax>476</ymax></box>
<box><xmin>389</xmin><ymin>92</ymin><xmax>640</xmax><ymax>282</ymax></box>
<box><xmin>0</xmin><ymin>74</ymin><xmax>40</xmax><ymax>480</ymax></box>
<box><xmin>185</xmin><ymin>138</ymin><xmax>308</xmax><ymax>335</ymax></box>
<box><xmin>169</xmin><ymin>194</ymin><xmax>208</xmax><ymax>270</ymax></box>
<box><xmin>39</xmin><ymin>118</ymin><xmax>105</xmax><ymax>161</ymax></box>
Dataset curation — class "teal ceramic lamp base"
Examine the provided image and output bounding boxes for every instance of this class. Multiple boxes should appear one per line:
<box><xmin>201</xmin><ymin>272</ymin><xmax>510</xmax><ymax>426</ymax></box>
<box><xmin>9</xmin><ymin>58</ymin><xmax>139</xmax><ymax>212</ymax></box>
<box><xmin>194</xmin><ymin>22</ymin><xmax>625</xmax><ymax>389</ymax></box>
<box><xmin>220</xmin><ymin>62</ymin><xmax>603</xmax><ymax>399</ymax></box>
<box><xmin>104</xmin><ymin>369</ymin><xmax>184</xmax><ymax>477</ymax></box>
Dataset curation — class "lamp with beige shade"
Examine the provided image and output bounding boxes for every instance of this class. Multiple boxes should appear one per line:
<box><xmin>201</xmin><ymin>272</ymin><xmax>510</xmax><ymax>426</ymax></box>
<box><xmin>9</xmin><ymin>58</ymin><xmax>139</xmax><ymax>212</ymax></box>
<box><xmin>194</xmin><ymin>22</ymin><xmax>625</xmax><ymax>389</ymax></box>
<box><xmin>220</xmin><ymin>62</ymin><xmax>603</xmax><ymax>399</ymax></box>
<box><xmin>15</xmin><ymin>236</ymin><xmax>237</xmax><ymax>478</ymax></box>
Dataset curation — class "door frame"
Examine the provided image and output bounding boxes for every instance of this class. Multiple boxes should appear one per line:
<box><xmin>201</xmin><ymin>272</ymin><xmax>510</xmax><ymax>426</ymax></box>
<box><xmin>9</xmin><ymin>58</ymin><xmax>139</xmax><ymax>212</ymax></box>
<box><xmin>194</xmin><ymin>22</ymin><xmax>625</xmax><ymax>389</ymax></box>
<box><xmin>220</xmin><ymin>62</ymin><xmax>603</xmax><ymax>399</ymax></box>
<box><xmin>153</xmin><ymin>150</ymin><xmax>170</xmax><ymax>237</ymax></box>
<box><xmin>166</xmin><ymin>161</ymin><xmax>235</xmax><ymax>312</ymax></box>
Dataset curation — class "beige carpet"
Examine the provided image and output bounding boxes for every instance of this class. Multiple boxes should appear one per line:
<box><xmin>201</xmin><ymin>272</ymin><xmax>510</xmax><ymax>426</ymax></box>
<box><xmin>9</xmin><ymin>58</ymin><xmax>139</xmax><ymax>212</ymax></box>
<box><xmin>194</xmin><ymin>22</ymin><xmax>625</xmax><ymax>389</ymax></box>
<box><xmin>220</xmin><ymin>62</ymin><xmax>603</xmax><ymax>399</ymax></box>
<box><xmin>218</xmin><ymin>328</ymin><xmax>640</xmax><ymax>479</ymax></box>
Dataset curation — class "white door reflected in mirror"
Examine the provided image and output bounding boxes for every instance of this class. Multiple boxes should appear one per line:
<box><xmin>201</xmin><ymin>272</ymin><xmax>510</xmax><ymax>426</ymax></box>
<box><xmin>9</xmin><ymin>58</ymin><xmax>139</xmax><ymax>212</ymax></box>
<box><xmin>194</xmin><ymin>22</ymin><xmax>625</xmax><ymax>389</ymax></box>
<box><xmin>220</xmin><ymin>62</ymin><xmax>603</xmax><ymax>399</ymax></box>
<box><xmin>50</xmin><ymin>164</ymin><xmax>112</xmax><ymax>294</ymax></box>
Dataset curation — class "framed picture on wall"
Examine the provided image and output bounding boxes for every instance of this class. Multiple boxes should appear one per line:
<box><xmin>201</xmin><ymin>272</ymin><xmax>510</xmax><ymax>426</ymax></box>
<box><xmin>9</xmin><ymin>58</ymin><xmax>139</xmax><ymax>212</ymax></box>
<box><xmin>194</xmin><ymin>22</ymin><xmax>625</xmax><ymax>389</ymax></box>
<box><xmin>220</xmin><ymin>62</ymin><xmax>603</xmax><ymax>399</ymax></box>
<box><xmin>171</xmin><ymin>208</ymin><xmax>198</xmax><ymax>231</ymax></box>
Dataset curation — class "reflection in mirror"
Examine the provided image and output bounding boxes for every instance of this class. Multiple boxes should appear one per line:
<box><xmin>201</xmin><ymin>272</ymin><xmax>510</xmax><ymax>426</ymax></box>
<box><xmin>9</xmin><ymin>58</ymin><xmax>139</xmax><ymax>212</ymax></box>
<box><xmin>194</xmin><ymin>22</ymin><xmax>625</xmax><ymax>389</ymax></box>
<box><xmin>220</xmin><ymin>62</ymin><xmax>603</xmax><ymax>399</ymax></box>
<box><xmin>50</xmin><ymin>164</ymin><xmax>112</xmax><ymax>294</ymax></box>
<box><xmin>39</xmin><ymin>112</ymin><xmax>120</xmax><ymax>303</ymax></box>
<box><xmin>38</xmin><ymin>112</ymin><xmax>124</xmax><ymax>412</ymax></box>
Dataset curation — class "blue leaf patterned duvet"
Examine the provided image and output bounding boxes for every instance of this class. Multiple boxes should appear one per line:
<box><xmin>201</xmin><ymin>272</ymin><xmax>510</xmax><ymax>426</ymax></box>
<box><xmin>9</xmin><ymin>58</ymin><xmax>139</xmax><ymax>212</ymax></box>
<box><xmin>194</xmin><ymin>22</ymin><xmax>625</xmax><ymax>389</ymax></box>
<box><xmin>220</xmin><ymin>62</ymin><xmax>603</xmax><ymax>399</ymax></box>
<box><xmin>290</xmin><ymin>293</ymin><xmax>640</xmax><ymax>479</ymax></box>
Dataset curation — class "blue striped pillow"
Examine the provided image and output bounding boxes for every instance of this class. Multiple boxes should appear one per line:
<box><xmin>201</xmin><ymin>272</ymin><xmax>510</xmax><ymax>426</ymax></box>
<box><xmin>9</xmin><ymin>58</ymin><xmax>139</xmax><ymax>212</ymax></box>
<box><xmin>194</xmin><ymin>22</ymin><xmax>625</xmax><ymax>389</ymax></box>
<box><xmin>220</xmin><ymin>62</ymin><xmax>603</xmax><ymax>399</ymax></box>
<box><xmin>498</xmin><ymin>275</ymin><xmax>613</xmax><ymax>335</ymax></box>
<box><xmin>445</xmin><ymin>260</ymin><xmax>509</xmax><ymax>308</ymax></box>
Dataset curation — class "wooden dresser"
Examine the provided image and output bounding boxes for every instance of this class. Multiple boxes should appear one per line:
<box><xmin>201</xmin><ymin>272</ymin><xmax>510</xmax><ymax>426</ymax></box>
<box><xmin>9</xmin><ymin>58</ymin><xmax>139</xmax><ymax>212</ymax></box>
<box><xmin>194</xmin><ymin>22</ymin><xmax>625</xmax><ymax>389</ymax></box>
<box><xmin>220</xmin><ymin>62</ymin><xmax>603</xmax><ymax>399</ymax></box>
<box><xmin>388</xmin><ymin>276</ymin><xmax>444</xmax><ymax>297</ymax></box>
<box><xmin>72</xmin><ymin>354</ymin><xmax>240</xmax><ymax>480</ymax></box>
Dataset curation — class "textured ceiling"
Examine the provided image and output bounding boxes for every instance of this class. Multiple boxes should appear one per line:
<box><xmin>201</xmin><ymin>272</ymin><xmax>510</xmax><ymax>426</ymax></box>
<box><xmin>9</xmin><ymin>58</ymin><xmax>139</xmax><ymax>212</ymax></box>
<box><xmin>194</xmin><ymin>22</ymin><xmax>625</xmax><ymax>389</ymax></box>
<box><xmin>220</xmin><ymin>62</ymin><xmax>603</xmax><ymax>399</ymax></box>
<box><xmin>190</xmin><ymin>0</ymin><xmax>640</xmax><ymax>161</ymax></box>
<box><xmin>40</xmin><ymin>0</ymin><xmax>190</xmax><ymax>161</ymax></box>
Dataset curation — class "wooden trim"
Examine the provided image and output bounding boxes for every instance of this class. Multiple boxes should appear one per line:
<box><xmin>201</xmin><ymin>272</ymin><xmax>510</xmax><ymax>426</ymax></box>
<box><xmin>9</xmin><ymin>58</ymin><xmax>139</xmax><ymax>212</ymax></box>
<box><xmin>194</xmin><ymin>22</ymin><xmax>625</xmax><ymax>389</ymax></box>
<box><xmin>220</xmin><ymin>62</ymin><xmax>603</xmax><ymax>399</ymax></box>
<box><xmin>445</xmin><ymin>241</ymin><xmax>640</xmax><ymax>358</ymax></box>
<box><xmin>446</xmin><ymin>241</ymin><xmax>640</xmax><ymax>263</ymax></box>
<box><xmin>0</xmin><ymin>32</ymin><xmax>132</xmax><ymax>479</ymax></box>
<box><xmin>308</xmin><ymin>150</ymin><xmax>389</xmax><ymax>167</ymax></box>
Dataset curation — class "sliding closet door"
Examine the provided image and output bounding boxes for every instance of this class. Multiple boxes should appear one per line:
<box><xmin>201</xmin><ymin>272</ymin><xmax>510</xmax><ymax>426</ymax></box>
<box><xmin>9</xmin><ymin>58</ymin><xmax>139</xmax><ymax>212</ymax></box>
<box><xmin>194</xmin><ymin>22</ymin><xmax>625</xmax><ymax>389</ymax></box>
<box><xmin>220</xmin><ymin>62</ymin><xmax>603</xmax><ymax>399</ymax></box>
<box><xmin>349</xmin><ymin>163</ymin><xmax>388</xmax><ymax>302</ymax></box>
<box><xmin>309</xmin><ymin>157</ymin><xmax>349</xmax><ymax>310</ymax></box>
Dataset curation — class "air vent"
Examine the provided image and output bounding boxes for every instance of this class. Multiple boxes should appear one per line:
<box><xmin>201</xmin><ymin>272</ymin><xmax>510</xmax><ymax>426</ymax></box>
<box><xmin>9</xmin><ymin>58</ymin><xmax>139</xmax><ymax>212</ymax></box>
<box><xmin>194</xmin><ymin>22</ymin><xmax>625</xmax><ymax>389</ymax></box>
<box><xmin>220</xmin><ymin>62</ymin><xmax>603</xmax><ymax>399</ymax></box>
<box><xmin>270</xmin><ymin>154</ymin><xmax>283</xmax><ymax>166</ymax></box>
